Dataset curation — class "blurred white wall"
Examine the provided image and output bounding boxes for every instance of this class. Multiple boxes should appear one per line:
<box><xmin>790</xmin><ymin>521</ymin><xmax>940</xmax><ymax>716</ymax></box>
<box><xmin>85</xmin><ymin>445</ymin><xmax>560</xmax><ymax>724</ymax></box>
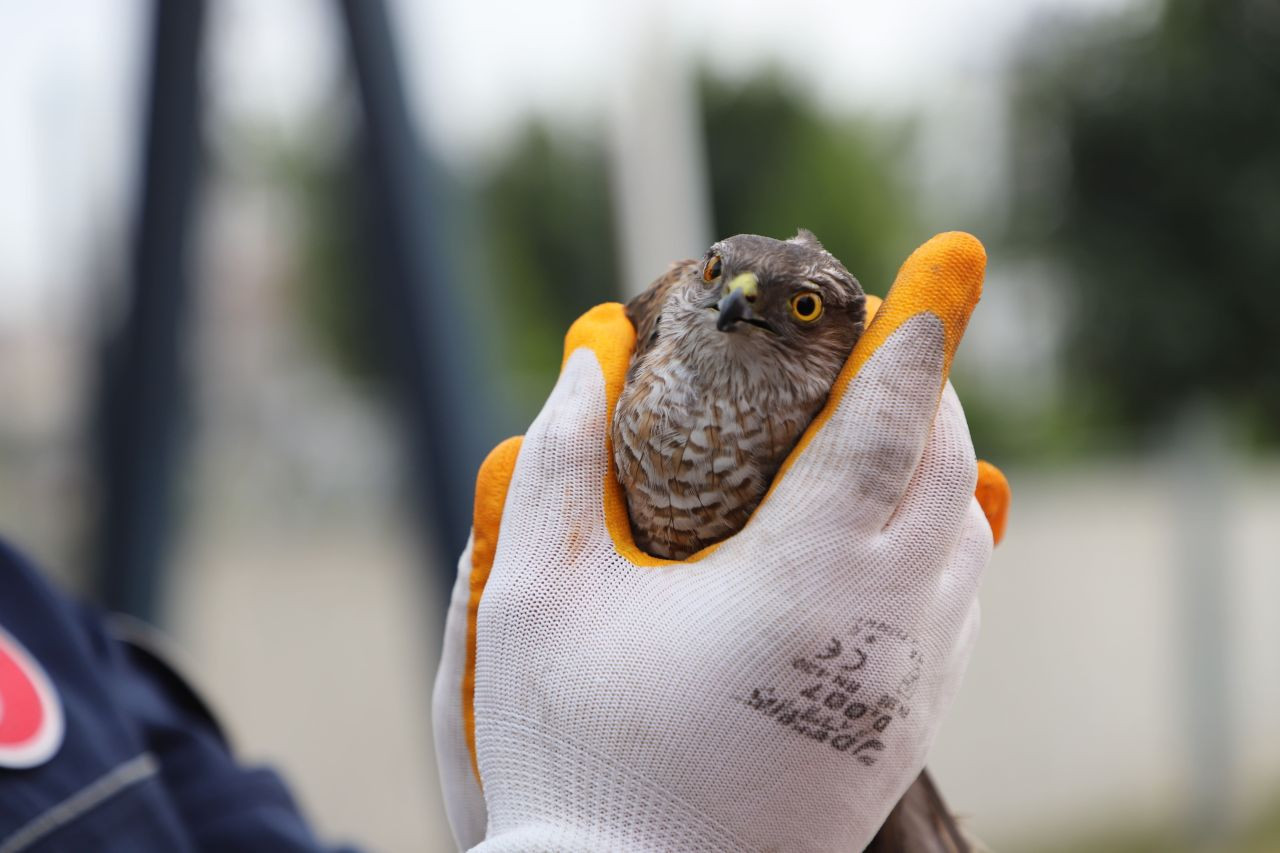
<box><xmin>168</xmin><ymin>513</ymin><xmax>452</xmax><ymax>852</ymax></box>
<box><xmin>152</xmin><ymin>456</ymin><xmax>1280</xmax><ymax>852</ymax></box>
<box><xmin>932</xmin><ymin>461</ymin><xmax>1280</xmax><ymax>847</ymax></box>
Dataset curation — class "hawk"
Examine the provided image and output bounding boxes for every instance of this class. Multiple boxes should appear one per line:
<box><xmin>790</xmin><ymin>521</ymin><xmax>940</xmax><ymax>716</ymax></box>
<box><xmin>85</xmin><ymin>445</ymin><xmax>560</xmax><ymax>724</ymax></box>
<box><xmin>612</xmin><ymin>230</ymin><xmax>970</xmax><ymax>853</ymax></box>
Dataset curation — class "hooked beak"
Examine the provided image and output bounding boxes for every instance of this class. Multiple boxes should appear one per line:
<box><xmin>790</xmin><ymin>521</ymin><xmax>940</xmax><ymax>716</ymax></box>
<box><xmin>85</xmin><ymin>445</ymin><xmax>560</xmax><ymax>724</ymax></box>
<box><xmin>716</xmin><ymin>272</ymin><xmax>759</xmax><ymax>331</ymax></box>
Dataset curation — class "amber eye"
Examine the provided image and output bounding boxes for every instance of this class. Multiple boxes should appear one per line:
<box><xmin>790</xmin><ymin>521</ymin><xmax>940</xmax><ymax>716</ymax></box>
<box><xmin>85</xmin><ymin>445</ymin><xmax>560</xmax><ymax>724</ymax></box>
<box><xmin>789</xmin><ymin>292</ymin><xmax>823</xmax><ymax>322</ymax></box>
<box><xmin>703</xmin><ymin>255</ymin><xmax>723</xmax><ymax>282</ymax></box>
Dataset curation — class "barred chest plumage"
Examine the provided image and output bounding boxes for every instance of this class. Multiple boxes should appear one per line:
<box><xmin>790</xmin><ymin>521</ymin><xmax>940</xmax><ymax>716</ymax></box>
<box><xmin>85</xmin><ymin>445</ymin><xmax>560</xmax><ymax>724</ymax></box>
<box><xmin>611</xmin><ymin>232</ymin><xmax>864</xmax><ymax>561</ymax></box>
<box><xmin>608</xmin><ymin>232</ymin><xmax>969</xmax><ymax>851</ymax></box>
<box><xmin>612</xmin><ymin>345</ymin><xmax>826</xmax><ymax>560</ymax></box>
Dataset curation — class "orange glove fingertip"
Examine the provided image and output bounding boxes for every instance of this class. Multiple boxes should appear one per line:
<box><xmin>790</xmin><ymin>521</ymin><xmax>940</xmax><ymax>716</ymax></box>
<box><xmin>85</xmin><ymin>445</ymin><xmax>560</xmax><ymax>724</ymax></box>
<box><xmin>974</xmin><ymin>459</ymin><xmax>1010</xmax><ymax>546</ymax></box>
<box><xmin>465</xmin><ymin>434</ymin><xmax>524</xmax><ymax>786</ymax></box>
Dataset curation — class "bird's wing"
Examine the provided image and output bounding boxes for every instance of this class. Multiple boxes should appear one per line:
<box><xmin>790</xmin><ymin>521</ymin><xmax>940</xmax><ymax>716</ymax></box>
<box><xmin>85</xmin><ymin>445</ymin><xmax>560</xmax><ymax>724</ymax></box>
<box><xmin>625</xmin><ymin>260</ymin><xmax>696</xmax><ymax>362</ymax></box>
<box><xmin>864</xmin><ymin>770</ymin><xmax>974</xmax><ymax>853</ymax></box>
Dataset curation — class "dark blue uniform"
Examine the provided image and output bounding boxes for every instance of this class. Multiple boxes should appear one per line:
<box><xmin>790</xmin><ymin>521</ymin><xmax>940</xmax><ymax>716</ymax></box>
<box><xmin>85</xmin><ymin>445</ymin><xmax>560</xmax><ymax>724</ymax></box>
<box><xmin>0</xmin><ymin>538</ymin><xmax>362</xmax><ymax>852</ymax></box>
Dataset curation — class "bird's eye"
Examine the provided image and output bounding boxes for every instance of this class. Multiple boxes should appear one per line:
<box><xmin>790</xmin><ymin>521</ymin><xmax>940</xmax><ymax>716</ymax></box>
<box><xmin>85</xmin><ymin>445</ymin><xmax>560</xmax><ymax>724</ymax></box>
<box><xmin>703</xmin><ymin>255</ymin><xmax>723</xmax><ymax>282</ymax></box>
<box><xmin>789</xmin><ymin>292</ymin><xmax>823</xmax><ymax>322</ymax></box>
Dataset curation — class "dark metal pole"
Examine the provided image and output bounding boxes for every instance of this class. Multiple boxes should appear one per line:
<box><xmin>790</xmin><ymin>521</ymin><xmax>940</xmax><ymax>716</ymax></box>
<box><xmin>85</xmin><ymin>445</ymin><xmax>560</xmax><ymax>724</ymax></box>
<box><xmin>338</xmin><ymin>0</ymin><xmax>493</xmax><ymax>591</ymax></box>
<box><xmin>92</xmin><ymin>0</ymin><xmax>205</xmax><ymax>620</ymax></box>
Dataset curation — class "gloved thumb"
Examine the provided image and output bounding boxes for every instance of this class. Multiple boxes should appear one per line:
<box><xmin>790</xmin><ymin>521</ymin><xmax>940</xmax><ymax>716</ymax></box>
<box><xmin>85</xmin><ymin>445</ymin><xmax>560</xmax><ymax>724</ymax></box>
<box><xmin>498</xmin><ymin>304</ymin><xmax>636</xmax><ymax>531</ymax></box>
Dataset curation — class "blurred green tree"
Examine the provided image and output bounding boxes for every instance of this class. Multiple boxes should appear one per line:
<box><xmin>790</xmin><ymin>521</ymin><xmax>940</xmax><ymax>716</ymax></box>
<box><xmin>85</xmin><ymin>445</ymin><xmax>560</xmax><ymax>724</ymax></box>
<box><xmin>701</xmin><ymin>71</ymin><xmax>917</xmax><ymax>296</ymax></box>
<box><xmin>274</xmin><ymin>71</ymin><xmax>920</xmax><ymax>422</ymax></box>
<box><xmin>1011</xmin><ymin>0</ymin><xmax>1280</xmax><ymax>442</ymax></box>
<box><xmin>469</xmin><ymin>70</ymin><xmax>918</xmax><ymax>419</ymax></box>
<box><xmin>273</xmin><ymin>134</ymin><xmax>384</xmax><ymax>389</ymax></box>
<box><xmin>471</xmin><ymin>123</ymin><xmax>619</xmax><ymax>416</ymax></box>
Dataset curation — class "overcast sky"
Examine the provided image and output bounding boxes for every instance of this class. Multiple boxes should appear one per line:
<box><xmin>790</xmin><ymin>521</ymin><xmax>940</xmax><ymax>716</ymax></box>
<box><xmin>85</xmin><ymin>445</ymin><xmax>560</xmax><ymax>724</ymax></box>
<box><xmin>0</xmin><ymin>0</ymin><xmax>1148</xmax><ymax>318</ymax></box>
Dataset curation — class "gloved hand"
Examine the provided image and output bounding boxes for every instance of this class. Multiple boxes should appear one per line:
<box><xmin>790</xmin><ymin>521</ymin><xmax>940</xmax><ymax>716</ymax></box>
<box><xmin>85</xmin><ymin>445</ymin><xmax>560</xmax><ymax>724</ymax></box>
<box><xmin>433</xmin><ymin>233</ymin><xmax>1010</xmax><ymax>852</ymax></box>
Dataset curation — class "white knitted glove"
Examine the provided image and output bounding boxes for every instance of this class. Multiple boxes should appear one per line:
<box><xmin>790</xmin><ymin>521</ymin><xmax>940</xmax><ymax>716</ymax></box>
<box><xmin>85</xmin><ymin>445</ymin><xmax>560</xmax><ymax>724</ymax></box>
<box><xmin>433</xmin><ymin>233</ymin><xmax>1005</xmax><ymax>852</ymax></box>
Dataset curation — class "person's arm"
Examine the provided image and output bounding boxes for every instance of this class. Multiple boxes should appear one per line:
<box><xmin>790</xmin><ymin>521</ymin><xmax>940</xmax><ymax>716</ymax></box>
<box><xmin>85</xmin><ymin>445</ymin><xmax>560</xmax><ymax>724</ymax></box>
<box><xmin>0</xmin><ymin>538</ymin><xmax>361</xmax><ymax>853</ymax></box>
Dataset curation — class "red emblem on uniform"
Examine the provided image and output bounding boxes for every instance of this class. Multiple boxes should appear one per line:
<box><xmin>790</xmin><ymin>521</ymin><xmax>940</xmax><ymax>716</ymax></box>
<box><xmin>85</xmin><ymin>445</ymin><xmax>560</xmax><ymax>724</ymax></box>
<box><xmin>0</xmin><ymin>626</ymin><xmax>63</xmax><ymax>768</ymax></box>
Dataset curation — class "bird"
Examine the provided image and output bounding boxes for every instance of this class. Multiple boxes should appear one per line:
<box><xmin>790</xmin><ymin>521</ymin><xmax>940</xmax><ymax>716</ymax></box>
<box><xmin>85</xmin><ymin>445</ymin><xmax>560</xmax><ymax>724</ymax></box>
<box><xmin>612</xmin><ymin>229</ymin><xmax>864</xmax><ymax>561</ymax></box>
<box><xmin>612</xmin><ymin>229</ymin><xmax>971</xmax><ymax>853</ymax></box>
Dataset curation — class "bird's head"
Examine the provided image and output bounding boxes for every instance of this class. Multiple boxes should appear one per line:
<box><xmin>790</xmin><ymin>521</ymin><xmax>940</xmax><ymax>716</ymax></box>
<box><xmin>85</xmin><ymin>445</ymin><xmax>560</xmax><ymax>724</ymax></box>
<box><xmin>663</xmin><ymin>230</ymin><xmax>866</xmax><ymax>392</ymax></box>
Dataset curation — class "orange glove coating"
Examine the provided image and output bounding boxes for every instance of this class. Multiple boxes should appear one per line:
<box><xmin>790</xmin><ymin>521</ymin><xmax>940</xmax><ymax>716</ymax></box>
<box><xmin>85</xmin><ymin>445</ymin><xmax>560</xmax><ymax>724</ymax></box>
<box><xmin>463</xmin><ymin>232</ymin><xmax>1011</xmax><ymax>784</ymax></box>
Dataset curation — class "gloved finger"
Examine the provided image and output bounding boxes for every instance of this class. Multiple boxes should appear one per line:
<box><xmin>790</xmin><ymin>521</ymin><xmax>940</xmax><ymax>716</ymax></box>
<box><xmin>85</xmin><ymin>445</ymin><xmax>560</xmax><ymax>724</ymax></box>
<box><xmin>754</xmin><ymin>233</ymin><xmax>985</xmax><ymax>534</ymax></box>
<box><xmin>847</xmin><ymin>232</ymin><xmax>984</xmax><ymax>399</ymax></box>
<box><xmin>533</xmin><ymin>302</ymin><xmax>718</xmax><ymax>567</ymax></box>
<box><xmin>932</xmin><ymin>596</ymin><xmax>981</xmax><ymax>722</ymax></box>
<box><xmin>431</xmin><ymin>533</ymin><xmax>490</xmax><ymax>848</ymax></box>
<box><xmin>459</xmin><ymin>435</ymin><xmax>524</xmax><ymax>791</ymax></box>
<box><xmin>974</xmin><ymin>460</ymin><xmax>1010</xmax><ymax>545</ymax></box>
<box><xmin>500</xmin><ymin>304</ymin><xmax>634</xmax><ymax>532</ymax></box>
<box><xmin>863</xmin><ymin>292</ymin><xmax>884</xmax><ymax>321</ymax></box>
<box><xmin>882</xmin><ymin>383</ymin><xmax>979</xmax><ymax>567</ymax></box>
<box><xmin>936</xmin><ymin>500</ymin><xmax>995</xmax><ymax>628</ymax></box>
<box><xmin>880</xmin><ymin>285</ymin><xmax>1012</xmax><ymax>549</ymax></box>
<box><xmin>870</xmin><ymin>294</ymin><xmax>1012</xmax><ymax>548</ymax></box>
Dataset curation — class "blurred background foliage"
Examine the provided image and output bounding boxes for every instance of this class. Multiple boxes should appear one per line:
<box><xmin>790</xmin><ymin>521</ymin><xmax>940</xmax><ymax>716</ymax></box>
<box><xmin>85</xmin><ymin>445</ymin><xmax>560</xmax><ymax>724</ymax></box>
<box><xmin>278</xmin><ymin>68</ymin><xmax>922</xmax><ymax>426</ymax></box>
<box><xmin>472</xmin><ymin>124</ymin><xmax>618</xmax><ymax>415</ymax></box>
<box><xmin>699</xmin><ymin>71</ymin><xmax>918</xmax><ymax>296</ymax></box>
<box><xmin>1010</xmin><ymin>0</ymin><xmax>1280</xmax><ymax>448</ymax></box>
<box><xmin>270</xmin><ymin>129</ymin><xmax>382</xmax><ymax>389</ymax></box>
<box><xmin>275</xmin><ymin>0</ymin><xmax>1279</xmax><ymax>463</ymax></box>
